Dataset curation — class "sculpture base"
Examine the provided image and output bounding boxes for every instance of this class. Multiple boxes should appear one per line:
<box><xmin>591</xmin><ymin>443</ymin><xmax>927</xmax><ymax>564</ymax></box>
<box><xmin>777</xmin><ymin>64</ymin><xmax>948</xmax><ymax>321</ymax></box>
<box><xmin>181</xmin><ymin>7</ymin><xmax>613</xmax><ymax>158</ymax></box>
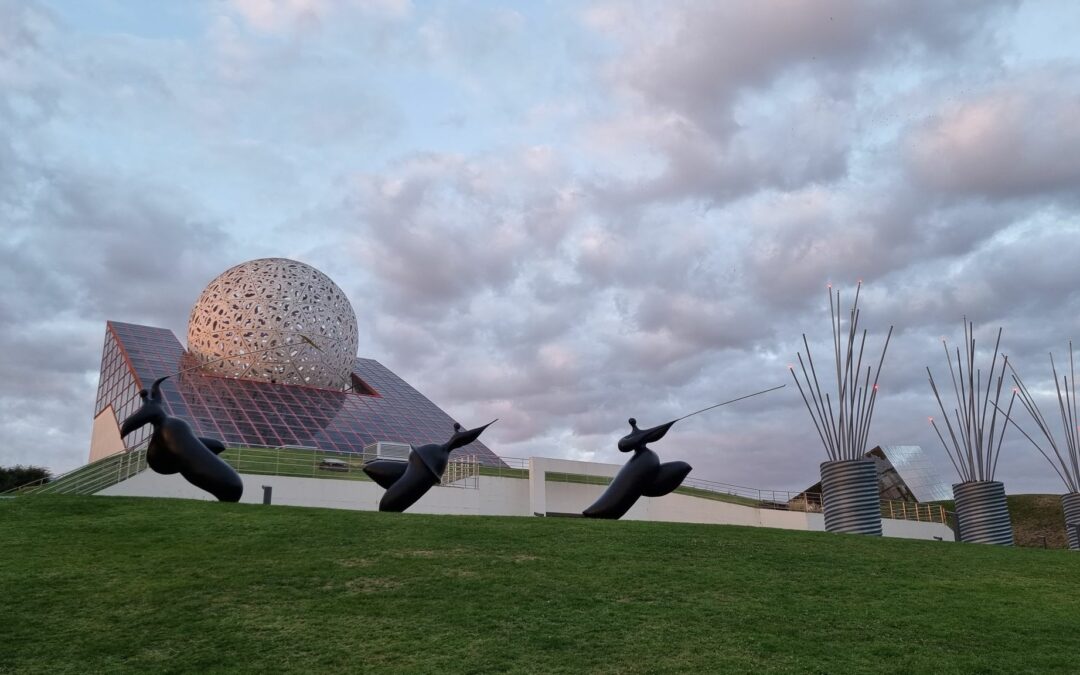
<box><xmin>1061</xmin><ymin>492</ymin><xmax>1080</xmax><ymax>551</ymax></box>
<box><xmin>820</xmin><ymin>459</ymin><xmax>881</xmax><ymax>536</ymax></box>
<box><xmin>953</xmin><ymin>481</ymin><xmax>1013</xmax><ymax>546</ymax></box>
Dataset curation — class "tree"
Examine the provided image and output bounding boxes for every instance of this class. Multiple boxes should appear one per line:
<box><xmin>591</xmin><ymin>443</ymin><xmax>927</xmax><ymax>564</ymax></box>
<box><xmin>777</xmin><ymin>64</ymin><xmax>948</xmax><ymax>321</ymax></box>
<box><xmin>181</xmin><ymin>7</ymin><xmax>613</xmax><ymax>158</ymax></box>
<box><xmin>0</xmin><ymin>465</ymin><xmax>52</xmax><ymax>493</ymax></box>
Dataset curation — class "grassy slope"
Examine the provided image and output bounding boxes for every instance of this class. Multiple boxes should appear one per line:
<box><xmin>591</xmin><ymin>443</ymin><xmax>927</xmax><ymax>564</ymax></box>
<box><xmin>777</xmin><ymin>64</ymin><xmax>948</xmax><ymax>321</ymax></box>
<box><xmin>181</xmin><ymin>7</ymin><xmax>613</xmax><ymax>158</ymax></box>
<box><xmin>935</xmin><ymin>494</ymin><xmax>1069</xmax><ymax>549</ymax></box>
<box><xmin>1008</xmin><ymin>495</ymin><xmax>1068</xmax><ymax>549</ymax></box>
<box><xmin>2</xmin><ymin>496</ymin><xmax>1079</xmax><ymax>674</ymax></box>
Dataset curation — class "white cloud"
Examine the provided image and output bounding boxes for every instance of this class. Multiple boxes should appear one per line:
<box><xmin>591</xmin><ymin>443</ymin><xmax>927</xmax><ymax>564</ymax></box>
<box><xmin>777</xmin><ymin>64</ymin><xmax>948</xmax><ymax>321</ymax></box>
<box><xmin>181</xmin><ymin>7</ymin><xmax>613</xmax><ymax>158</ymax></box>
<box><xmin>5</xmin><ymin>0</ymin><xmax>1080</xmax><ymax>500</ymax></box>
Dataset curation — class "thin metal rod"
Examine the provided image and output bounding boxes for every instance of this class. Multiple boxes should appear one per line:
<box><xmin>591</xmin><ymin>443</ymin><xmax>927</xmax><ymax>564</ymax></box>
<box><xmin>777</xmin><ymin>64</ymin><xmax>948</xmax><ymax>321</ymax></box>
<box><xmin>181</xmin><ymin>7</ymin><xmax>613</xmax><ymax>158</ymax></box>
<box><xmin>928</xmin><ymin>366</ymin><xmax>968</xmax><ymax>481</ymax></box>
<box><xmin>794</xmin><ymin>283</ymin><xmax>889</xmax><ymax>462</ymax></box>
<box><xmin>857</xmin><ymin>325</ymin><xmax>892</xmax><ymax>457</ymax></box>
<box><xmin>992</xmin><ymin>397</ymin><xmax>1074</xmax><ymax>491</ymax></box>
<box><xmin>790</xmin><ymin>367</ymin><xmax>832</xmax><ymax>460</ymax></box>
<box><xmin>798</xmin><ymin>350</ymin><xmax>838</xmax><ymax>460</ymax></box>
<box><xmin>988</xmin><ymin>386</ymin><xmax>1014</xmax><ymax>481</ymax></box>
<box><xmin>675</xmin><ymin>384</ymin><xmax>787</xmax><ymax>421</ymax></box>
<box><xmin>1012</xmin><ymin>365</ymin><xmax>1074</xmax><ymax>487</ymax></box>
<box><xmin>804</xmin><ymin>334</ymin><xmax>839</xmax><ymax>459</ymax></box>
<box><xmin>931</xmin><ymin>418</ymin><xmax>965</xmax><ymax>481</ymax></box>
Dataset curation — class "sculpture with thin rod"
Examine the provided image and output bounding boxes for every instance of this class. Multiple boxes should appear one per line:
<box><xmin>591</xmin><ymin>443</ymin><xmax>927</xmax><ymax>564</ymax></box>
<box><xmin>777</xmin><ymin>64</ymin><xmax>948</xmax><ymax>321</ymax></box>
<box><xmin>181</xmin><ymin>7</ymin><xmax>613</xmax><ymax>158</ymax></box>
<box><xmin>1002</xmin><ymin>344</ymin><xmax>1080</xmax><ymax>548</ymax></box>
<box><xmin>789</xmin><ymin>282</ymin><xmax>894</xmax><ymax>462</ymax></box>
<box><xmin>998</xmin><ymin>345</ymin><xmax>1080</xmax><ymax>493</ymax></box>
<box><xmin>583</xmin><ymin>385</ymin><xmax>785</xmax><ymax>520</ymax></box>
<box><xmin>363</xmin><ymin>420</ymin><xmax>497</xmax><ymax>512</ymax></box>
<box><xmin>926</xmin><ymin>320</ymin><xmax>1015</xmax><ymax>482</ymax></box>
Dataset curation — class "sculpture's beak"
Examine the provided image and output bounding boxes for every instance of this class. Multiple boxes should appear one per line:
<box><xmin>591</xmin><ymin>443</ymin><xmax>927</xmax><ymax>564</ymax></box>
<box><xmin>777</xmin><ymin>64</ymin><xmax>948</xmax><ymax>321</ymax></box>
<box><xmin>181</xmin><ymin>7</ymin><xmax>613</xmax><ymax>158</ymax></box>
<box><xmin>617</xmin><ymin>418</ymin><xmax>677</xmax><ymax>452</ymax></box>
<box><xmin>450</xmin><ymin>419</ymin><xmax>497</xmax><ymax>449</ymax></box>
<box><xmin>642</xmin><ymin>419</ymin><xmax>677</xmax><ymax>443</ymax></box>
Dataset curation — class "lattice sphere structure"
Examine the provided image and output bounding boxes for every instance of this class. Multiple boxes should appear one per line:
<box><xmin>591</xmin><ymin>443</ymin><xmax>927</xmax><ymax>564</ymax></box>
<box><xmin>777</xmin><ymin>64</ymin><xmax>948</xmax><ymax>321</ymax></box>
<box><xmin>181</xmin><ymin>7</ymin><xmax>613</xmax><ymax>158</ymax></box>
<box><xmin>187</xmin><ymin>258</ymin><xmax>360</xmax><ymax>390</ymax></box>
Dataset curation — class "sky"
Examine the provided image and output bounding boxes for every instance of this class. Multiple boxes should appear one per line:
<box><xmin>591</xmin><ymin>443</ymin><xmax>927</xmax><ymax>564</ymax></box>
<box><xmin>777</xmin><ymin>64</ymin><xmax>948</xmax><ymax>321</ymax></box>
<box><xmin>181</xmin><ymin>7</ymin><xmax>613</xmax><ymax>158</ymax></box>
<box><xmin>3</xmin><ymin>0</ymin><xmax>1080</xmax><ymax>494</ymax></box>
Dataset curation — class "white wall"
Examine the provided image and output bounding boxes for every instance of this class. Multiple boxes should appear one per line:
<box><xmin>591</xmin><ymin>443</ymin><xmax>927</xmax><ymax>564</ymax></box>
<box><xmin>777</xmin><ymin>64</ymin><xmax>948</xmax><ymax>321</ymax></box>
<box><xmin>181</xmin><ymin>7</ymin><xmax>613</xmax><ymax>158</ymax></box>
<box><xmin>98</xmin><ymin>456</ymin><xmax>953</xmax><ymax>541</ymax></box>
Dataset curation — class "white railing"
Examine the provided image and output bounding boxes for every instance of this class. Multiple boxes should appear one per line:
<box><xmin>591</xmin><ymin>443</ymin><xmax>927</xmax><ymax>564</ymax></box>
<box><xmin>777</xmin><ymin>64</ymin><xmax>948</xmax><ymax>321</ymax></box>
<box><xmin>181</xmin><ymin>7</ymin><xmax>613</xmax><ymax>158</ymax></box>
<box><xmin>5</xmin><ymin>449</ymin><xmax>947</xmax><ymax>523</ymax></box>
<box><xmin>6</xmin><ymin>448</ymin><xmax>149</xmax><ymax>497</ymax></box>
<box><xmin>440</xmin><ymin>454</ymin><xmax>479</xmax><ymax>489</ymax></box>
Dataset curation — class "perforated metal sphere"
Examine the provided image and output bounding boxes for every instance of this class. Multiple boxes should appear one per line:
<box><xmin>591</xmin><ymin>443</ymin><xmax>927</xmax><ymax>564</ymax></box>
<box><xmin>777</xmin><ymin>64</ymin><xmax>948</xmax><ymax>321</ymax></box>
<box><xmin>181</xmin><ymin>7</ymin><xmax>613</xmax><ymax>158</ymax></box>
<box><xmin>187</xmin><ymin>258</ymin><xmax>359</xmax><ymax>390</ymax></box>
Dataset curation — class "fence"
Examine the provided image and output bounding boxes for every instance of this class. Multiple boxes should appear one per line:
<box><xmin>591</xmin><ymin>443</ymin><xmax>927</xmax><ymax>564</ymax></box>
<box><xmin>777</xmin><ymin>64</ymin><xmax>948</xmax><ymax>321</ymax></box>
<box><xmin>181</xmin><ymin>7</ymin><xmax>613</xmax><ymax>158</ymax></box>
<box><xmin>3</xmin><ymin>449</ymin><xmax>149</xmax><ymax>497</ymax></box>
<box><xmin>4</xmin><ymin>449</ymin><xmax>948</xmax><ymax>524</ymax></box>
<box><xmin>881</xmin><ymin>499</ymin><xmax>947</xmax><ymax>524</ymax></box>
<box><xmin>485</xmin><ymin>456</ymin><xmax>947</xmax><ymax>524</ymax></box>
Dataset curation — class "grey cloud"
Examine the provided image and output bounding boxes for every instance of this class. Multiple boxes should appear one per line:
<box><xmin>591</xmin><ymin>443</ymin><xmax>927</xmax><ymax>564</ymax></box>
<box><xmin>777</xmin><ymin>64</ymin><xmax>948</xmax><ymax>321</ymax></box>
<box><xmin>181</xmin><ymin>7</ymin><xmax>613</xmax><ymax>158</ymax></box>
<box><xmin>580</xmin><ymin>1</ymin><xmax>1015</xmax><ymax>208</ymax></box>
<box><xmin>0</xmin><ymin>3</ymin><xmax>237</xmax><ymax>473</ymax></box>
<box><xmin>905</xmin><ymin>69</ymin><xmax>1080</xmax><ymax>200</ymax></box>
<box><xmin>596</xmin><ymin>0</ymin><xmax>1011</xmax><ymax>134</ymax></box>
<box><xmin>4</xmin><ymin>0</ymin><xmax>1079</xmax><ymax>503</ymax></box>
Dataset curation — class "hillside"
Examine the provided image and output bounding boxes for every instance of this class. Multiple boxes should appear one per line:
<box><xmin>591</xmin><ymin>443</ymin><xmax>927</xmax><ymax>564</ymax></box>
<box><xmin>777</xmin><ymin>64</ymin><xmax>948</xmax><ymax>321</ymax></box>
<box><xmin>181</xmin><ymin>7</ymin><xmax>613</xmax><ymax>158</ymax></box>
<box><xmin>2</xmin><ymin>496</ymin><xmax>1079</xmax><ymax>673</ymax></box>
<box><xmin>1008</xmin><ymin>494</ymin><xmax>1069</xmax><ymax>548</ymax></box>
<box><xmin>934</xmin><ymin>494</ymin><xmax>1070</xmax><ymax>549</ymax></box>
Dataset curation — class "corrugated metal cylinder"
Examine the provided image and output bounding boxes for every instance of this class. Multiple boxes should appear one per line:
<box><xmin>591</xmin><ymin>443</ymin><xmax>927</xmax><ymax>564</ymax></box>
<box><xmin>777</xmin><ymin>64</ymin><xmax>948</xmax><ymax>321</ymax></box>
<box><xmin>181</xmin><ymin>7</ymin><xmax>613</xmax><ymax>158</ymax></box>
<box><xmin>953</xmin><ymin>481</ymin><xmax>1013</xmax><ymax>546</ymax></box>
<box><xmin>820</xmin><ymin>459</ymin><xmax>882</xmax><ymax>536</ymax></box>
<box><xmin>1061</xmin><ymin>492</ymin><xmax>1080</xmax><ymax>551</ymax></box>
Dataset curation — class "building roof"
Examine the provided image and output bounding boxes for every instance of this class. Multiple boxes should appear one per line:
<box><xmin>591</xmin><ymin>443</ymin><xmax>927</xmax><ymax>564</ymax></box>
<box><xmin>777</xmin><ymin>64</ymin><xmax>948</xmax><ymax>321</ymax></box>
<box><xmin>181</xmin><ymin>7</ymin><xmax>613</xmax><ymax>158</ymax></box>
<box><xmin>869</xmin><ymin>445</ymin><xmax>953</xmax><ymax>502</ymax></box>
<box><xmin>794</xmin><ymin>445</ymin><xmax>952</xmax><ymax>503</ymax></box>
<box><xmin>96</xmin><ymin>321</ymin><xmax>504</xmax><ymax>467</ymax></box>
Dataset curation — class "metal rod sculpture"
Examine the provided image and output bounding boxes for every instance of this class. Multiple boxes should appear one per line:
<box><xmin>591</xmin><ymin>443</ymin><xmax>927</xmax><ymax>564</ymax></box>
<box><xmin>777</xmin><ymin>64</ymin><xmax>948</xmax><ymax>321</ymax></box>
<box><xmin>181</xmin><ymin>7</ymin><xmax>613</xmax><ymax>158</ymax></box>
<box><xmin>363</xmin><ymin>420</ymin><xmax>496</xmax><ymax>512</ymax></box>
<box><xmin>927</xmin><ymin>320</ymin><xmax>1015</xmax><ymax>545</ymax></box>
<box><xmin>583</xmin><ymin>385</ymin><xmax>785</xmax><ymax>520</ymax></box>
<box><xmin>119</xmin><ymin>376</ymin><xmax>243</xmax><ymax>502</ymax></box>
<box><xmin>997</xmin><ymin>344</ymin><xmax>1080</xmax><ymax>549</ymax></box>
<box><xmin>789</xmin><ymin>282</ymin><xmax>894</xmax><ymax>462</ymax></box>
<box><xmin>926</xmin><ymin>321</ymin><xmax>1014</xmax><ymax>483</ymax></box>
<box><xmin>790</xmin><ymin>282</ymin><xmax>892</xmax><ymax>535</ymax></box>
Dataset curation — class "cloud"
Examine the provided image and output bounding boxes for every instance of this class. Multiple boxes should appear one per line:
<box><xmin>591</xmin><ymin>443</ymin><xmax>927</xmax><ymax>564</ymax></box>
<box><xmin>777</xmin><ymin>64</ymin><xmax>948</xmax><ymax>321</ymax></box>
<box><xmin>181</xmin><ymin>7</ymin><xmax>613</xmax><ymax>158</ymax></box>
<box><xmin>589</xmin><ymin>0</ymin><xmax>1010</xmax><ymax>129</ymax></box>
<box><xmin>905</xmin><ymin>68</ymin><xmax>1080</xmax><ymax>200</ymax></box>
<box><xmin>579</xmin><ymin>0</ymin><xmax>1014</xmax><ymax>205</ymax></box>
<box><xmin>3</xmin><ymin>0</ymin><xmax>1080</xmax><ymax>503</ymax></box>
<box><xmin>226</xmin><ymin>0</ymin><xmax>411</xmax><ymax>35</ymax></box>
<box><xmin>0</xmin><ymin>1</ymin><xmax>235</xmax><ymax>471</ymax></box>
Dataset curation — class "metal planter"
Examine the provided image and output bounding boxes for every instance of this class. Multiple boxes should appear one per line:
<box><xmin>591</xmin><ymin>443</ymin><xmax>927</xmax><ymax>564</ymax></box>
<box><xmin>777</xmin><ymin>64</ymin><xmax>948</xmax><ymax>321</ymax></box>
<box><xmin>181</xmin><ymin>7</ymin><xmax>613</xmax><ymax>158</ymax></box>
<box><xmin>820</xmin><ymin>459</ymin><xmax>881</xmax><ymax>536</ymax></box>
<box><xmin>953</xmin><ymin>481</ymin><xmax>1013</xmax><ymax>546</ymax></box>
<box><xmin>1062</xmin><ymin>492</ymin><xmax>1080</xmax><ymax>551</ymax></box>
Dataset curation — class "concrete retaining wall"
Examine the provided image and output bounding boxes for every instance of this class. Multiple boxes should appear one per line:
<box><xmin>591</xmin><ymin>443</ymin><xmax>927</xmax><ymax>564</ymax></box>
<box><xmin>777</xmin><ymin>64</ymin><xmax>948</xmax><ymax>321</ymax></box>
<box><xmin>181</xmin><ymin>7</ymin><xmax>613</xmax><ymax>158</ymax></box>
<box><xmin>98</xmin><ymin>455</ymin><xmax>953</xmax><ymax>541</ymax></box>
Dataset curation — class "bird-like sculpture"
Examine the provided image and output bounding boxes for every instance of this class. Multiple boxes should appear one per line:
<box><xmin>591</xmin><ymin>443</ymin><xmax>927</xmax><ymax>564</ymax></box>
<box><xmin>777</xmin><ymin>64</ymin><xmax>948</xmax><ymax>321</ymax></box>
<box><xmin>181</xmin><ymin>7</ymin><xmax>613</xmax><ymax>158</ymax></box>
<box><xmin>120</xmin><ymin>376</ymin><xmax>243</xmax><ymax>502</ymax></box>
<box><xmin>363</xmin><ymin>420</ymin><xmax>496</xmax><ymax>512</ymax></box>
<box><xmin>582</xmin><ymin>417</ymin><xmax>692</xmax><ymax>520</ymax></box>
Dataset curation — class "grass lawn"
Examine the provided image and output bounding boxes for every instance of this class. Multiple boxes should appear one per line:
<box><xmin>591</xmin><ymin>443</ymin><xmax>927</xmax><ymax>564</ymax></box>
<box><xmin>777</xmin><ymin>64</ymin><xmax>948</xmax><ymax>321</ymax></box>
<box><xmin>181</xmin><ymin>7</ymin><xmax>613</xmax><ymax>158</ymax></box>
<box><xmin>2</xmin><ymin>496</ymin><xmax>1079</xmax><ymax>673</ymax></box>
<box><xmin>218</xmin><ymin>447</ymin><xmax>375</xmax><ymax>483</ymax></box>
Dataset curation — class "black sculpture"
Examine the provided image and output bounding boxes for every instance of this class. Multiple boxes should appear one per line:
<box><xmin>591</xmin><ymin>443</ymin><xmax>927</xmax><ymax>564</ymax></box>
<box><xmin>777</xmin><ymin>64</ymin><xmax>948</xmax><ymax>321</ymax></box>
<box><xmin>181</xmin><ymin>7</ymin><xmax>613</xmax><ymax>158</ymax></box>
<box><xmin>363</xmin><ymin>420</ymin><xmax>495</xmax><ymax>512</ymax></box>
<box><xmin>582</xmin><ymin>386</ymin><xmax>786</xmax><ymax>519</ymax></box>
<box><xmin>582</xmin><ymin>418</ymin><xmax>692</xmax><ymax>520</ymax></box>
<box><xmin>120</xmin><ymin>376</ymin><xmax>243</xmax><ymax>502</ymax></box>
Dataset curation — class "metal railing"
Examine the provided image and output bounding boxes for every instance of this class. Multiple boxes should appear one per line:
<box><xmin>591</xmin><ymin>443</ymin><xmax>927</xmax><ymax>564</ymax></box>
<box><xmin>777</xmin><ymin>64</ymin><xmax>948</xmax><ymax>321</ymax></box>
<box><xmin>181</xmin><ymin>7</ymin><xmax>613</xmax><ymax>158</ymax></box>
<box><xmin>881</xmin><ymin>499</ymin><xmax>947</xmax><ymax>524</ymax></box>
<box><xmin>441</xmin><ymin>455</ymin><xmax>479</xmax><ymax>488</ymax></box>
<box><xmin>222</xmin><ymin>445</ymin><xmax>480</xmax><ymax>490</ymax></box>
<box><xmin>4</xmin><ymin>445</ymin><xmax>482</xmax><ymax>496</ymax></box>
<box><xmin>483</xmin><ymin>456</ymin><xmax>947</xmax><ymax>524</ymax></box>
<box><xmin>4</xmin><ymin>448</ymin><xmax>948</xmax><ymax>524</ymax></box>
<box><xmin>4</xmin><ymin>449</ymin><xmax>149</xmax><ymax>497</ymax></box>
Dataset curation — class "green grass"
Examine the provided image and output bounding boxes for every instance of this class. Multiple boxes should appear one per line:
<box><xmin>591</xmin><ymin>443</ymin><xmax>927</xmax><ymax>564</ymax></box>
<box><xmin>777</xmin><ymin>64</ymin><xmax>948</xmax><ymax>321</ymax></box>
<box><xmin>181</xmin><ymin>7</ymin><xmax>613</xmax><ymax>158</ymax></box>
<box><xmin>218</xmin><ymin>448</ymin><xmax>375</xmax><ymax>482</ymax></box>
<box><xmin>1007</xmin><ymin>494</ymin><xmax>1069</xmax><ymax>549</ymax></box>
<box><xmin>3</xmin><ymin>496</ymin><xmax>1080</xmax><ymax>673</ymax></box>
